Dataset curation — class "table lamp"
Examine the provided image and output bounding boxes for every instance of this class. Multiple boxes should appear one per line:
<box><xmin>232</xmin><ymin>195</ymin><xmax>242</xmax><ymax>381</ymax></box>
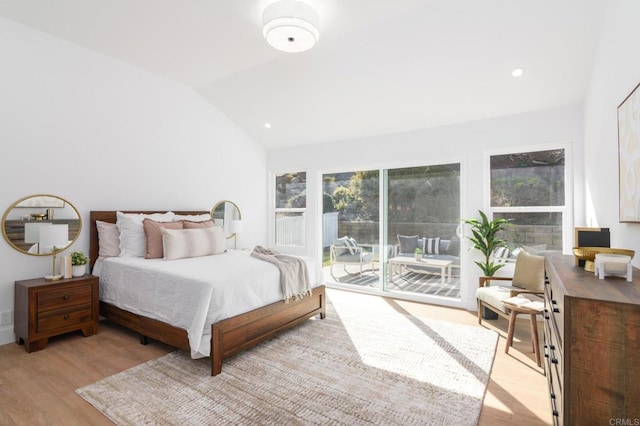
<box><xmin>230</xmin><ymin>219</ymin><xmax>243</xmax><ymax>250</ymax></box>
<box><xmin>39</xmin><ymin>224</ymin><xmax>69</xmax><ymax>281</ymax></box>
<box><xmin>25</xmin><ymin>222</ymin><xmax>52</xmax><ymax>254</ymax></box>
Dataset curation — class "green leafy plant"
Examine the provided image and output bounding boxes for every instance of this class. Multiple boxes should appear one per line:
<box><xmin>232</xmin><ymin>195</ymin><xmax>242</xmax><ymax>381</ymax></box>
<box><xmin>415</xmin><ymin>248</ymin><xmax>423</xmax><ymax>254</ymax></box>
<box><xmin>70</xmin><ymin>250</ymin><xmax>89</xmax><ymax>266</ymax></box>
<box><xmin>464</xmin><ymin>210</ymin><xmax>512</xmax><ymax>276</ymax></box>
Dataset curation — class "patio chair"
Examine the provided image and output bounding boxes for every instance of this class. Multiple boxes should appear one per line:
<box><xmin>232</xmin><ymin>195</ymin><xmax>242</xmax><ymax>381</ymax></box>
<box><xmin>330</xmin><ymin>236</ymin><xmax>375</xmax><ymax>277</ymax></box>
<box><xmin>476</xmin><ymin>250</ymin><xmax>545</xmax><ymax>324</ymax></box>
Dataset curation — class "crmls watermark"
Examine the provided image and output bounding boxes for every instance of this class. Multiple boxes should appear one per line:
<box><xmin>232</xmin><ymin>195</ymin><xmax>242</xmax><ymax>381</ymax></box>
<box><xmin>610</xmin><ymin>419</ymin><xmax>640</xmax><ymax>426</ymax></box>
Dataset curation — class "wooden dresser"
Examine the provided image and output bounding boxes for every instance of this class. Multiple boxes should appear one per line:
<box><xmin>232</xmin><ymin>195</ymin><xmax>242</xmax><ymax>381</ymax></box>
<box><xmin>544</xmin><ymin>253</ymin><xmax>640</xmax><ymax>424</ymax></box>
<box><xmin>14</xmin><ymin>275</ymin><xmax>99</xmax><ymax>352</ymax></box>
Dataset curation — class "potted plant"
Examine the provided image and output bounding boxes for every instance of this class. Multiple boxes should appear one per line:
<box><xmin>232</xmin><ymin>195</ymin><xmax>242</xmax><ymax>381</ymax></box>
<box><xmin>414</xmin><ymin>247</ymin><xmax>423</xmax><ymax>261</ymax></box>
<box><xmin>71</xmin><ymin>250</ymin><xmax>89</xmax><ymax>277</ymax></box>
<box><xmin>464</xmin><ymin>210</ymin><xmax>511</xmax><ymax>277</ymax></box>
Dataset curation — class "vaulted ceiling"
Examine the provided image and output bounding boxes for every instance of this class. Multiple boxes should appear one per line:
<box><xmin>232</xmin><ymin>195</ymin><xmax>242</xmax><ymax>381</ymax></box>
<box><xmin>0</xmin><ymin>0</ymin><xmax>607</xmax><ymax>148</ymax></box>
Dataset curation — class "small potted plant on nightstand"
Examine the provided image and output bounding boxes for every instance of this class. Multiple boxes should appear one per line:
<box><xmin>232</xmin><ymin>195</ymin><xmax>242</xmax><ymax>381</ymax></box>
<box><xmin>71</xmin><ymin>250</ymin><xmax>89</xmax><ymax>277</ymax></box>
<box><xmin>414</xmin><ymin>247</ymin><xmax>423</xmax><ymax>261</ymax></box>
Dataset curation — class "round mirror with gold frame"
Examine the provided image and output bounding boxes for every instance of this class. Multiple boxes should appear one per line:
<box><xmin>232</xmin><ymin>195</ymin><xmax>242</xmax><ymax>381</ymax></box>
<box><xmin>2</xmin><ymin>194</ymin><xmax>82</xmax><ymax>256</ymax></box>
<box><xmin>211</xmin><ymin>200</ymin><xmax>242</xmax><ymax>240</ymax></box>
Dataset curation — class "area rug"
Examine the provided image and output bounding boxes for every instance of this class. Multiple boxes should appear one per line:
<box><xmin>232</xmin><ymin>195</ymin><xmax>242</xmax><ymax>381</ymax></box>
<box><xmin>76</xmin><ymin>296</ymin><xmax>498</xmax><ymax>425</ymax></box>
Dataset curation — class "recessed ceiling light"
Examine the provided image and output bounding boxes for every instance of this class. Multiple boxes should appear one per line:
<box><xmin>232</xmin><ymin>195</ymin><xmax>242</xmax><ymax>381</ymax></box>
<box><xmin>512</xmin><ymin>68</ymin><xmax>524</xmax><ymax>77</ymax></box>
<box><xmin>264</xmin><ymin>123</ymin><xmax>272</xmax><ymax>129</ymax></box>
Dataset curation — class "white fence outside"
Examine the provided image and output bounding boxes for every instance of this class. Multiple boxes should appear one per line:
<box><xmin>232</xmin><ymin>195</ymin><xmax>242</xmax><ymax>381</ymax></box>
<box><xmin>275</xmin><ymin>212</ymin><xmax>339</xmax><ymax>247</ymax></box>
<box><xmin>322</xmin><ymin>212</ymin><xmax>339</xmax><ymax>247</ymax></box>
<box><xmin>276</xmin><ymin>214</ymin><xmax>305</xmax><ymax>246</ymax></box>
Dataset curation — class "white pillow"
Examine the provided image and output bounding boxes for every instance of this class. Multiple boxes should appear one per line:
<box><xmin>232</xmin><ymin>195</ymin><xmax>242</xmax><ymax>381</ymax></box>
<box><xmin>116</xmin><ymin>211</ymin><xmax>175</xmax><ymax>257</ymax></box>
<box><xmin>161</xmin><ymin>226</ymin><xmax>226</xmax><ymax>260</ymax></box>
<box><xmin>173</xmin><ymin>213</ymin><xmax>212</xmax><ymax>222</ymax></box>
<box><xmin>96</xmin><ymin>220</ymin><xmax>120</xmax><ymax>258</ymax></box>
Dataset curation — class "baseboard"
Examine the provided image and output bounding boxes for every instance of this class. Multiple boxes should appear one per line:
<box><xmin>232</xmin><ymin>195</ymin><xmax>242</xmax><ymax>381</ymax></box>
<box><xmin>0</xmin><ymin>327</ymin><xmax>15</xmax><ymax>346</ymax></box>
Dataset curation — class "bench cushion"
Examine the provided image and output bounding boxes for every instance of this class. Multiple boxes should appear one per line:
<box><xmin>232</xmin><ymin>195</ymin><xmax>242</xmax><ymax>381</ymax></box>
<box><xmin>476</xmin><ymin>284</ymin><xmax>523</xmax><ymax>314</ymax></box>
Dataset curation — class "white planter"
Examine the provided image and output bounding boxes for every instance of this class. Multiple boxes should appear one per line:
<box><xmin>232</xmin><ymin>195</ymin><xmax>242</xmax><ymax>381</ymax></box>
<box><xmin>72</xmin><ymin>264</ymin><xmax>85</xmax><ymax>277</ymax></box>
<box><xmin>414</xmin><ymin>253</ymin><xmax>422</xmax><ymax>261</ymax></box>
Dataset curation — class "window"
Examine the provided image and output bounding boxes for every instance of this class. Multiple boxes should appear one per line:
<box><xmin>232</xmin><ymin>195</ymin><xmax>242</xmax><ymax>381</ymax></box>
<box><xmin>322</xmin><ymin>163</ymin><xmax>461</xmax><ymax>300</ymax></box>
<box><xmin>275</xmin><ymin>171</ymin><xmax>306</xmax><ymax>247</ymax></box>
<box><xmin>489</xmin><ymin>148</ymin><xmax>567</xmax><ymax>251</ymax></box>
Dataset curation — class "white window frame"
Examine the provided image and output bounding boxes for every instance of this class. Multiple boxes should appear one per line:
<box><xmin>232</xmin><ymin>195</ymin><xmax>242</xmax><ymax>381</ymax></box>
<box><xmin>483</xmin><ymin>141</ymin><xmax>574</xmax><ymax>254</ymax></box>
<box><xmin>272</xmin><ymin>170</ymin><xmax>307</xmax><ymax>251</ymax></box>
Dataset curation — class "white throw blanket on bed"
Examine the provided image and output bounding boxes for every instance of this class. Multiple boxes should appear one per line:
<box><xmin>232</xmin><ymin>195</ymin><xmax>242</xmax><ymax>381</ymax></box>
<box><xmin>251</xmin><ymin>245</ymin><xmax>312</xmax><ymax>302</ymax></box>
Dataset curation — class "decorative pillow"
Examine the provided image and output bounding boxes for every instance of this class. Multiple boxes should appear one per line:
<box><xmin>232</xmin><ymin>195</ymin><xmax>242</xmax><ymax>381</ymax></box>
<box><xmin>446</xmin><ymin>235</ymin><xmax>460</xmax><ymax>256</ymax></box>
<box><xmin>96</xmin><ymin>220</ymin><xmax>120</xmax><ymax>258</ymax></box>
<box><xmin>116</xmin><ymin>211</ymin><xmax>175</xmax><ymax>257</ymax></box>
<box><xmin>183</xmin><ymin>219</ymin><xmax>215</xmax><ymax>229</ymax></box>
<box><xmin>397</xmin><ymin>235</ymin><xmax>419</xmax><ymax>254</ymax></box>
<box><xmin>345</xmin><ymin>237</ymin><xmax>360</xmax><ymax>255</ymax></box>
<box><xmin>493</xmin><ymin>246</ymin><xmax>510</xmax><ymax>260</ymax></box>
<box><xmin>333</xmin><ymin>236</ymin><xmax>351</xmax><ymax>256</ymax></box>
<box><xmin>425</xmin><ymin>237</ymin><xmax>441</xmax><ymax>255</ymax></box>
<box><xmin>173</xmin><ymin>213</ymin><xmax>212</xmax><ymax>222</ymax></box>
<box><xmin>142</xmin><ymin>219</ymin><xmax>184</xmax><ymax>259</ymax></box>
<box><xmin>512</xmin><ymin>250</ymin><xmax>545</xmax><ymax>292</ymax></box>
<box><xmin>161</xmin><ymin>226</ymin><xmax>226</xmax><ymax>260</ymax></box>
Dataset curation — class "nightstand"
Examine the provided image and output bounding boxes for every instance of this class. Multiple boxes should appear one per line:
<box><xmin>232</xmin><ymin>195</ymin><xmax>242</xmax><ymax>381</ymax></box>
<box><xmin>14</xmin><ymin>275</ymin><xmax>99</xmax><ymax>352</ymax></box>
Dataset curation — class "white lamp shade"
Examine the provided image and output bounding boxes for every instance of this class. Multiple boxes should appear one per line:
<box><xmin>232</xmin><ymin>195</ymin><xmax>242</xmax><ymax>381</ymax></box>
<box><xmin>25</xmin><ymin>222</ymin><xmax>52</xmax><ymax>244</ymax></box>
<box><xmin>38</xmin><ymin>224</ymin><xmax>69</xmax><ymax>253</ymax></box>
<box><xmin>263</xmin><ymin>0</ymin><xmax>319</xmax><ymax>53</ymax></box>
<box><xmin>230</xmin><ymin>220</ymin><xmax>243</xmax><ymax>234</ymax></box>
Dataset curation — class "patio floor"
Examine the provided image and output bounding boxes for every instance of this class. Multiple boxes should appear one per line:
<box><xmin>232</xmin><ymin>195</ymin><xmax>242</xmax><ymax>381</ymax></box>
<box><xmin>323</xmin><ymin>263</ymin><xmax>461</xmax><ymax>299</ymax></box>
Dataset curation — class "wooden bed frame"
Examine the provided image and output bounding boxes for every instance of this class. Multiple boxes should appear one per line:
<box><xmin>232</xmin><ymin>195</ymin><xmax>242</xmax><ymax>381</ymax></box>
<box><xmin>89</xmin><ymin>211</ymin><xmax>326</xmax><ymax>376</ymax></box>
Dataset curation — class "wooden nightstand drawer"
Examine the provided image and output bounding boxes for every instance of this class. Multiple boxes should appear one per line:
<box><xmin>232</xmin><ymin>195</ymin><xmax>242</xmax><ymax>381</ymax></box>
<box><xmin>37</xmin><ymin>285</ymin><xmax>92</xmax><ymax>312</ymax></box>
<box><xmin>15</xmin><ymin>275</ymin><xmax>99</xmax><ymax>352</ymax></box>
<box><xmin>37</xmin><ymin>305</ymin><xmax>93</xmax><ymax>333</ymax></box>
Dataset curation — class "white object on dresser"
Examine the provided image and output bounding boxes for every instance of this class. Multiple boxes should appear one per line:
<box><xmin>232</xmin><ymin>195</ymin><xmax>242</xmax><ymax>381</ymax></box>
<box><xmin>594</xmin><ymin>253</ymin><xmax>632</xmax><ymax>282</ymax></box>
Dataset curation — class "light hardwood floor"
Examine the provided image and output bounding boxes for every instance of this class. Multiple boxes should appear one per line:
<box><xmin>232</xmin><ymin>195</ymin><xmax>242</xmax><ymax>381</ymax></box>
<box><xmin>0</xmin><ymin>288</ymin><xmax>551</xmax><ymax>425</ymax></box>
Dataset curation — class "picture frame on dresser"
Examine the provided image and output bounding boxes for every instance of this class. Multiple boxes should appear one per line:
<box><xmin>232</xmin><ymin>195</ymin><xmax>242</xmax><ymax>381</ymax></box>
<box><xmin>618</xmin><ymin>80</ymin><xmax>640</xmax><ymax>222</ymax></box>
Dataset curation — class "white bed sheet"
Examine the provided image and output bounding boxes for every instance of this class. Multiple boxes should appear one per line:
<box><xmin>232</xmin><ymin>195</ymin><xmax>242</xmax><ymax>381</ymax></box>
<box><xmin>94</xmin><ymin>250</ymin><xmax>323</xmax><ymax>359</ymax></box>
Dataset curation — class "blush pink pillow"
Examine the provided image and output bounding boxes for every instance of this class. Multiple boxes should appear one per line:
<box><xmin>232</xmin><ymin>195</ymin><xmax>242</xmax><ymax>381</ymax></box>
<box><xmin>143</xmin><ymin>219</ymin><xmax>184</xmax><ymax>259</ymax></box>
<box><xmin>183</xmin><ymin>219</ymin><xmax>215</xmax><ymax>229</ymax></box>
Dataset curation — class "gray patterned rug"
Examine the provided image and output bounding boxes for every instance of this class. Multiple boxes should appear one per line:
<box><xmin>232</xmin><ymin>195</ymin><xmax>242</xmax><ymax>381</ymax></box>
<box><xmin>76</xmin><ymin>296</ymin><xmax>498</xmax><ymax>425</ymax></box>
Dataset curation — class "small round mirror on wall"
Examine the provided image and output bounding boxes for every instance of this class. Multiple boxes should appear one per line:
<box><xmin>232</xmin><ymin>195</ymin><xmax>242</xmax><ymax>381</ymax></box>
<box><xmin>1</xmin><ymin>194</ymin><xmax>82</xmax><ymax>256</ymax></box>
<box><xmin>211</xmin><ymin>200</ymin><xmax>242</xmax><ymax>240</ymax></box>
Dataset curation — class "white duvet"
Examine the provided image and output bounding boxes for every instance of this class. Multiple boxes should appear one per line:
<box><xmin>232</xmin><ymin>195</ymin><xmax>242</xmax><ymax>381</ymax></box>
<box><xmin>94</xmin><ymin>250</ymin><xmax>323</xmax><ymax>359</ymax></box>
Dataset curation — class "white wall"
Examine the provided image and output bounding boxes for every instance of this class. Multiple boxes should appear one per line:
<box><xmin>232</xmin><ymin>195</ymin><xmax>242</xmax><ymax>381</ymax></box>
<box><xmin>268</xmin><ymin>104</ymin><xmax>584</xmax><ymax>310</ymax></box>
<box><xmin>0</xmin><ymin>18</ymin><xmax>268</xmax><ymax>345</ymax></box>
<box><xmin>584</xmin><ymin>0</ymin><xmax>640</xmax><ymax>264</ymax></box>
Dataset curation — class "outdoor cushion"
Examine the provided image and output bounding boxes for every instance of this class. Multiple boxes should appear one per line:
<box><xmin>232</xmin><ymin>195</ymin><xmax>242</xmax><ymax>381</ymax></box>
<box><xmin>446</xmin><ymin>236</ymin><xmax>460</xmax><ymax>256</ymax></box>
<box><xmin>335</xmin><ymin>252</ymin><xmax>373</xmax><ymax>262</ymax></box>
<box><xmin>397</xmin><ymin>235</ymin><xmax>420</xmax><ymax>254</ymax></box>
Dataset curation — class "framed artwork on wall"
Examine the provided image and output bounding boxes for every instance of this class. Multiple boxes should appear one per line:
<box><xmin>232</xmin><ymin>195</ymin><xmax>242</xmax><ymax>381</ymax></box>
<box><xmin>618</xmin><ymin>80</ymin><xmax>640</xmax><ymax>222</ymax></box>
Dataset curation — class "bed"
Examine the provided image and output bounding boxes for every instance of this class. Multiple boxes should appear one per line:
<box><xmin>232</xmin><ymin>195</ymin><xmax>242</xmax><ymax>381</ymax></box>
<box><xmin>89</xmin><ymin>211</ymin><xmax>326</xmax><ymax>376</ymax></box>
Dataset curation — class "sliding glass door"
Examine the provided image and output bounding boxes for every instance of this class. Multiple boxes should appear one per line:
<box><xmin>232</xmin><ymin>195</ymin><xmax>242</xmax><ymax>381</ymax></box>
<box><xmin>322</xmin><ymin>170</ymin><xmax>380</xmax><ymax>289</ymax></box>
<box><xmin>385</xmin><ymin>164</ymin><xmax>461</xmax><ymax>298</ymax></box>
<box><xmin>322</xmin><ymin>163</ymin><xmax>461</xmax><ymax>301</ymax></box>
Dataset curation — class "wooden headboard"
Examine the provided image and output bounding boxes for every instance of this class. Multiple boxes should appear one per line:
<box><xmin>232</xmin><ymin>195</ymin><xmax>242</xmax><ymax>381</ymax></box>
<box><xmin>89</xmin><ymin>210</ymin><xmax>209</xmax><ymax>270</ymax></box>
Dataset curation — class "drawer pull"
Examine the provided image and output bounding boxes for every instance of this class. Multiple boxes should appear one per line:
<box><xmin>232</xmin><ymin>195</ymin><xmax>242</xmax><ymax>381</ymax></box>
<box><xmin>63</xmin><ymin>295</ymin><xmax>70</xmax><ymax>300</ymax></box>
<box><xmin>550</xmin><ymin>392</ymin><xmax>556</xmax><ymax>400</ymax></box>
<box><xmin>553</xmin><ymin>307</ymin><xmax>560</xmax><ymax>313</ymax></box>
<box><xmin>64</xmin><ymin>314</ymin><xmax>70</xmax><ymax>320</ymax></box>
<box><xmin>551</xmin><ymin>299</ymin><xmax>557</xmax><ymax>305</ymax></box>
<box><xmin>553</xmin><ymin>410</ymin><xmax>559</xmax><ymax>417</ymax></box>
<box><xmin>551</xmin><ymin>358</ymin><xmax>559</xmax><ymax>364</ymax></box>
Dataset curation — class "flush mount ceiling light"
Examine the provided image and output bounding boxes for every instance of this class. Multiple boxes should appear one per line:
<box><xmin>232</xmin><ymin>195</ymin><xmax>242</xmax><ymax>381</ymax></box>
<box><xmin>512</xmin><ymin>67</ymin><xmax>524</xmax><ymax>77</ymax></box>
<box><xmin>263</xmin><ymin>0</ymin><xmax>319</xmax><ymax>53</ymax></box>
